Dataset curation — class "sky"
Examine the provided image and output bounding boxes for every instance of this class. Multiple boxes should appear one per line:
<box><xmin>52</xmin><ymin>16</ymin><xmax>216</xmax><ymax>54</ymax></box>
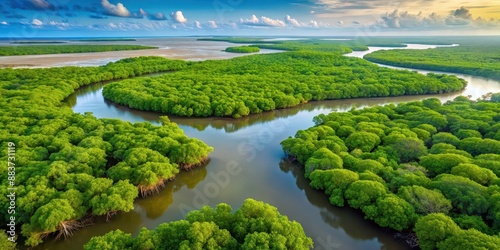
<box><xmin>0</xmin><ymin>0</ymin><xmax>499</xmax><ymax>37</ymax></box>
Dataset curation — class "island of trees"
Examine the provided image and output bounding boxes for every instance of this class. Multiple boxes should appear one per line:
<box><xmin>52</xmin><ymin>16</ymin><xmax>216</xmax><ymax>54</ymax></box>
<box><xmin>0</xmin><ymin>56</ymin><xmax>213</xmax><ymax>247</ymax></box>
<box><xmin>364</xmin><ymin>45</ymin><xmax>500</xmax><ymax>81</ymax></box>
<box><xmin>281</xmin><ymin>96</ymin><xmax>500</xmax><ymax>249</ymax></box>
<box><xmin>225</xmin><ymin>46</ymin><xmax>261</xmax><ymax>53</ymax></box>
<box><xmin>102</xmin><ymin>50</ymin><xmax>466</xmax><ymax>118</ymax></box>
<box><xmin>0</xmin><ymin>44</ymin><xmax>156</xmax><ymax>56</ymax></box>
<box><xmin>84</xmin><ymin>199</ymin><xmax>313</xmax><ymax>250</ymax></box>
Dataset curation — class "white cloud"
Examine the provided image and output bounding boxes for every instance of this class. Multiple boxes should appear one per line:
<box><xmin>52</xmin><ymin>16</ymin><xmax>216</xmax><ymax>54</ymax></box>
<box><xmin>261</xmin><ymin>16</ymin><xmax>285</xmax><ymax>27</ymax></box>
<box><xmin>31</xmin><ymin>19</ymin><xmax>43</xmax><ymax>26</ymax></box>
<box><xmin>192</xmin><ymin>20</ymin><xmax>219</xmax><ymax>29</ymax></box>
<box><xmin>1</xmin><ymin>21</ymin><xmax>7</xmax><ymax>25</ymax></box>
<box><xmin>309</xmin><ymin>20</ymin><xmax>319</xmax><ymax>28</ymax></box>
<box><xmin>338</xmin><ymin>20</ymin><xmax>344</xmax><ymax>25</ymax></box>
<box><xmin>310</xmin><ymin>11</ymin><xmax>316</xmax><ymax>14</ymax></box>
<box><xmin>108</xmin><ymin>22</ymin><xmax>118</xmax><ymax>28</ymax></box>
<box><xmin>285</xmin><ymin>15</ymin><xmax>303</xmax><ymax>27</ymax></box>
<box><xmin>101</xmin><ymin>0</ymin><xmax>131</xmax><ymax>17</ymax></box>
<box><xmin>240</xmin><ymin>15</ymin><xmax>285</xmax><ymax>27</ymax></box>
<box><xmin>170</xmin><ymin>11</ymin><xmax>187</xmax><ymax>23</ymax></box>
<box><xmin>208</xmin><ymin>20</ymin><xmax>218</xmax><ymax>29</ymax></box>
<box><xmin>240</xmin><ymin>15</ymin><xmax>260</xmax><ymax>25</ymax></box>
<box><xmin>47</xmin><ymin>21</ymin><xmax>70</xmax><ymax>30</ymax></box>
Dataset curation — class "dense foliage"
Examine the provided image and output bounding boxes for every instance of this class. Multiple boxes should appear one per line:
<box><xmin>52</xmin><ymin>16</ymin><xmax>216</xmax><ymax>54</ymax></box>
<box><xmin>281</xmin><ymin>96</ymin><xmax>500</xmax><ymax>248</ymax></box>
<box><xmin>254</xmin><ymin>40</ymin><xmax>368</xmax><ymax>53</ymax></box>
<box><xmin>0</xmin><ymin>56</ymin><xmax>213</xmax><ymax>247</ymax></box>
<box><xmin>103</xmin><ymin>51</ymin><xmax>466</xmax><ymax>118</ymax></box>
<box><xmin>225</xmin><ymin>46</ymin><xmax>260</xmax><ymax>53</ymax></box>
<box><xmin>84</xmin><ymin>199</ymin><xmax>313</xmax><ymax>250</ymax></box>
<box><xmin>364</xmin><ymin>46</ymin><xmax>500</xmax><ymax>80</ymax></box>
<box><xmin>0</xmin><ymin>45</ymin><xmax>156</xmax><ymax>56</ymax></box>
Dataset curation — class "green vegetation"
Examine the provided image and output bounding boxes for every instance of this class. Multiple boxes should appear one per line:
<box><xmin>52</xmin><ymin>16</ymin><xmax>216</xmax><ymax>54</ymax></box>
<box><xmin>364</xmin><ymin>46</ymin><xmax>500</xmax><ymax>80</ymax></box>
<box><xmin>103</xmin><ymin>51</ymin><xmax>466</xmax><ymax>118</ymax></box>
<box><xmin>225</xmin><ymin>46</ymin><xmax>260</xmax><ymax>53</ymax></box>
<box><xmin>0</xmin><ymin>56</ymin><xmax>213</xmax><ymax>247</ymax></box>
<box><xmin>254</xmin><ymin>40</ymin><xmax>368</xmax><ymax>53</ymax></box>
<box><xmin>281</xmin><ymin>96</ymin><xmax>500</xmax><ymax>248</ymax></box>
<box><xmin>84</xmin><ymin>199</ymin><xmax>313</xmax><ymax>250</ymax></box>
<box><xmin>0</xmin><ymin>45</ymin><xmax>156</xmax><ymax>56</ymax></box>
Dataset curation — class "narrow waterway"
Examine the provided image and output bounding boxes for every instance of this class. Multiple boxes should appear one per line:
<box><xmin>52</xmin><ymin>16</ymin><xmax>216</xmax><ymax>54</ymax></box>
<box><xmin>39</xmin><ymin>42</ymin><xmax>500</xmax><ymax>250</ymax></box>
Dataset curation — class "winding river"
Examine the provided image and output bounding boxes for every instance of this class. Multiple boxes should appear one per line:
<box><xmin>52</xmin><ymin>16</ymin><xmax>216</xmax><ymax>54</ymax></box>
<box><xmin>39</xmin><ymin>41</ymin><xmax>500</xmax><ymax>250</ymax></box>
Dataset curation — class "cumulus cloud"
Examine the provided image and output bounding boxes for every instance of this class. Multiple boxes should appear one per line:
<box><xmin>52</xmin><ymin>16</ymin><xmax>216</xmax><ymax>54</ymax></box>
<box><xmin>261</xmin><ymin>16</ymin><xmax>285</xmax><ymax>27</ymax></box>
<box><xmin>240</xmin><ymin>15</ymin><xmax>259</xmax><ymax>25</ymax></box>
<box><xmin>240</xmin><ymin>15</ymin><xmax>285</xmax><ymax>27</ymax></box>
<box><xmin>101</xmin><ymin>0</ymin><xmax>131</xmax><ymax>17</ymax></box>
<box><xmin>207</xmin><ymin>20</ymin><xmax>218</xmax><ymax>29</ymax></box>
<box><xmin>309</xmin><ymin>20</ymin><xmax>319</xmax><ymax>28</ymax></box>
<box><xmin>193</xmin><ymin>20</ymin><xmax>219</xmax><ymax>29</ymax></box>
<box><xmin>1</xmin><ymin>21</ymin><xmax>8</xmax><ymax>25</ymax></box>
<box><xmin>452</xmin><ymin>6</ymin><xmax>473</xmax><ymax>20</ymax></box>
<box><xmin>47</xmin><ymin>20</ymin><xmax>69</xmax><ymax>29</ymax></box>
<box><xmin>194</xmin><ymin>21</ymin><xmax>202</xmax><ymax>29</ymax></box>
<box><xmin>376</xmin><ymin>7</ymin><xmax>498</xmax><ymax>29</ymax></box>
<box><xmin>31</xmin><ymin>18</ymin><xmax>43</xmax><ymax>26</ymax></box>
<box><xmin>285</xmin><ymin>15</ymin><xmax>303</xmax><ymax>27</ymax></box>
<box><xmin>170</xmin><ymin>11</ymin><xmax>187</xmax><ymax>23</ymax></box>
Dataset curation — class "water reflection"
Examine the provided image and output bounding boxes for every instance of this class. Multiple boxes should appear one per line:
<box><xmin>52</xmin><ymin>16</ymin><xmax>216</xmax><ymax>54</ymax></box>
<box><xmin>135</xmin><ymin>163</ymin><xmax>208</xmax><ymax>219</ymax></box>
<box><xmin>279</xmin><ymin>160</ymin><xmax>411</xmax><ymax>249</ymax></box>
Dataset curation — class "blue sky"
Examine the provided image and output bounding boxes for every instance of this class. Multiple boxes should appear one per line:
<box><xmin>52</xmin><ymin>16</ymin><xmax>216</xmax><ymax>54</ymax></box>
<box><xmin>0</xmin><ymin>0</ymin><xmax>499</xmax><ymax>37</ymax></box>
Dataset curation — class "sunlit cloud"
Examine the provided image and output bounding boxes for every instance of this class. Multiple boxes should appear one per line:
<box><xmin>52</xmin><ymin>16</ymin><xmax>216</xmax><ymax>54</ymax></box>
<box><xmin>170</xmin><ymin>11</ymin><xmax>187</xmax><ymax>23</ymax></box>
<box><xmin>101</xmin><ymin>0</ymin><xmax>131</xmax><ymax>17</ymax></box>
<box><xmin>240</xmin><ymin>15</ymin><xmax>286</xmax><ymax>27</ymax></box>
<box><xmin>31</xmin><ymin>18</ymin><xmax>43</xmax><ymax>26</ymax></box>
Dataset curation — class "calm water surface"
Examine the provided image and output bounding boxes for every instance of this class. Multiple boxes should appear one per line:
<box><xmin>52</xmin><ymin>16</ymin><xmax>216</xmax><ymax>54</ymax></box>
<box><xmin>38</xmin><ymin>41</ymin><xmax>500</xmax><ymax>250</ymax></box>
